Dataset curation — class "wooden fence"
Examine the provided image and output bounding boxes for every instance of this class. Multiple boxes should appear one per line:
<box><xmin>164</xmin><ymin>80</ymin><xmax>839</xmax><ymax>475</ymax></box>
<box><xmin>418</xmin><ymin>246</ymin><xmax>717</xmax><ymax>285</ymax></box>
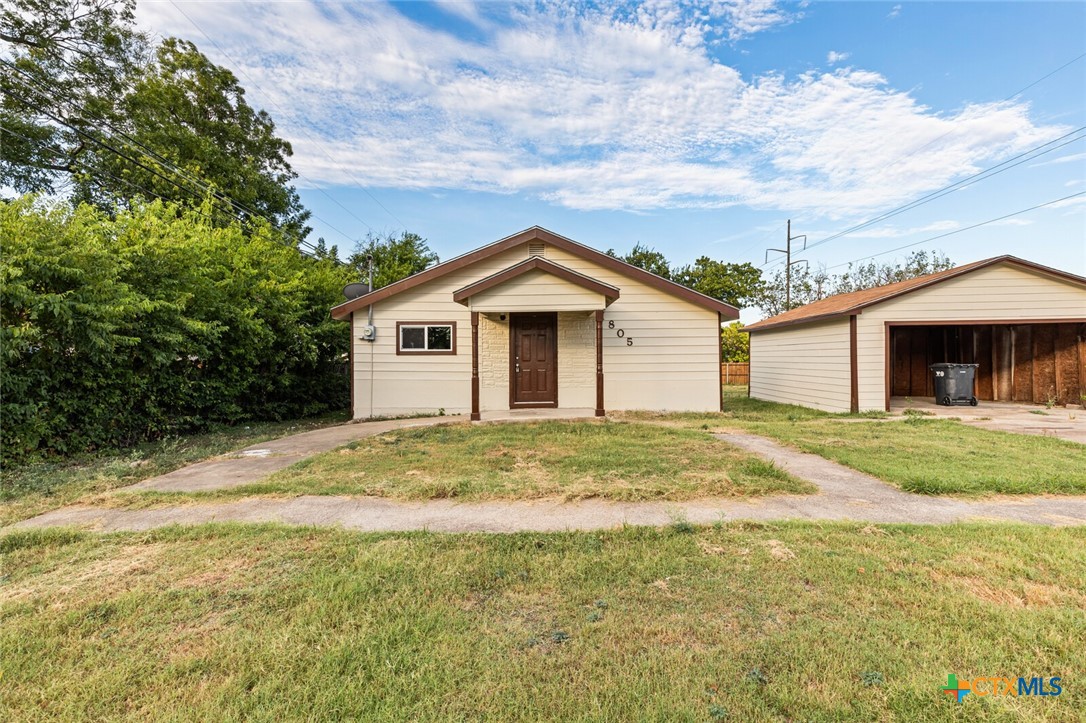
<box><xmin>721</xmin><ymin>362</ymin><xmax>750</xmax><ymax>386</ymax></box>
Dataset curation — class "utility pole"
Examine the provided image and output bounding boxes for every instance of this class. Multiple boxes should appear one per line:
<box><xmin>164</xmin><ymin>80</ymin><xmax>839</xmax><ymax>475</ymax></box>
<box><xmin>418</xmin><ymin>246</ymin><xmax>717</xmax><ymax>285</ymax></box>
<box><xmin>765</xmin><ymin>219</ymin><xmax>809</xmax><ymax>310</ymax></box>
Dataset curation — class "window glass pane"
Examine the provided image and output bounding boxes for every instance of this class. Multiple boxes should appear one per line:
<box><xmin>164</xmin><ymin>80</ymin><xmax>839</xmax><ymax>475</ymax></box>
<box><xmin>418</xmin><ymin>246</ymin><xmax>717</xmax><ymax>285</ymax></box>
<box><xmin>427</xmin><ymin>325</ymin><xmax>452</xmax><ymax>350</ymax></box>
<box><xmin>400</xmin><ymin>327</ymin><xmax>425</xmax><ymax>350</ymax></box>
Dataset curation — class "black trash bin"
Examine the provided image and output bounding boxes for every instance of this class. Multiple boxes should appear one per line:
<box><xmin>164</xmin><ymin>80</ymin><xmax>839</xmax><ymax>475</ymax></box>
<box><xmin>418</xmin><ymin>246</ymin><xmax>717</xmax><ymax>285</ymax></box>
<box><xmin>929</xmin><ymin>363</ymin><xmax>979</xmax><ymax>406</ymax></box>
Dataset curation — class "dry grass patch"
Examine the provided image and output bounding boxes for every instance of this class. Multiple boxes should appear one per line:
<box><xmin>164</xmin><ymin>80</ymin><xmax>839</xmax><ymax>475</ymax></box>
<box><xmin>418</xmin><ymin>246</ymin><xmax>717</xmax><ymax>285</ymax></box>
<box><xmin>0</xmin><ymin>412</ymin><xmax>350</xmax><ymax>525</ymax></box>
<box><xmin>620</xmin><ymin>389</ymin><xmax>1086</xmax><ymax>496</ymax></box>
<box><xmin>1</xmin><ymin>523</ymin><xmax>1083</xmax><ymax>721</ymax></box>
<box><xmin>113</xmin><ymin>420</ymin><xmax>812</xmax><ymax>504</ymax></box>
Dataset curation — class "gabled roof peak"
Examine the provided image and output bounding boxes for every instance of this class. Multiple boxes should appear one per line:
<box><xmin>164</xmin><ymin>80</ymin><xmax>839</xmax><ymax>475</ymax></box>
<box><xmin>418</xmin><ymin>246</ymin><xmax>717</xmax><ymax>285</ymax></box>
<box><xmin>330</xmin><ymin>227</ymin><xmax>739</xmax><ymax>320</ymax></box>
<box><xmin>745</xmin><ymin>255</ymin><xmax>1086</xmax><ymax>332</ymax></box>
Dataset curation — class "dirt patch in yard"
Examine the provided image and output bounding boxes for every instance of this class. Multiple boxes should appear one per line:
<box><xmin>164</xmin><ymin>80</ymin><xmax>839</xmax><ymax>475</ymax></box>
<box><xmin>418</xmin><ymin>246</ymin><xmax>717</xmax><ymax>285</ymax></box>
<box><xmin>931</xmin><ymin>571</ymin><xmax>1086</xmax><ymax>608</ymax></box>
<box><xmin>1</xmin><ymin>543</ymin><xmax>166</xmax><ymax>605</ymax></box>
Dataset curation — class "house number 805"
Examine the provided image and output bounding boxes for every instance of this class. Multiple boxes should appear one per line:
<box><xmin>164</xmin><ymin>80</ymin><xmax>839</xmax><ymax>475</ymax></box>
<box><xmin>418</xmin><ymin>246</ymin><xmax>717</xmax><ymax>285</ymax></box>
<box><xmin>606</xmin><ymin>320</ymin><xmax>633</xmax><ymax>346</ymax></box>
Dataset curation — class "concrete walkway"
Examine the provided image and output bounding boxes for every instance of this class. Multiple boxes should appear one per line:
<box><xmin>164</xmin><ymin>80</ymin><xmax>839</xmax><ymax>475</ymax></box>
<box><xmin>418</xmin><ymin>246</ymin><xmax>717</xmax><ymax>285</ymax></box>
<box><xmin>128</xmin><ymin>412</ymin><xmax>605</xmax><ymax>493</ymax></box>
<box><xmin>128</xmin><ymin>414</ymin><xmax>464</xmax><ymax>492</ymax></box>
<box><xmin>9</xmin><ymin>430</ymin><xmax>1086</xmax><ymax>533</ymax></box>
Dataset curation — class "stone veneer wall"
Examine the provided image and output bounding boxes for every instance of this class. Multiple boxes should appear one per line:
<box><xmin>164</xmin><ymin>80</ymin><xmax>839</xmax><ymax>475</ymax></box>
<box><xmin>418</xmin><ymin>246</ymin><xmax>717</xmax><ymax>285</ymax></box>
<box><xmin>477</xmin><ymin>311</ymin><xmax>595</xmax><ymax>409</ymax></box>
<box><xmin>556</xmin><ymin>311</ymin><xmax>595</xmax><ymax>407</ymax></box>
<box><xmin>479</xmin><ymin>313</ymin><xmax>509</xmax><ymax>398</ymax></box>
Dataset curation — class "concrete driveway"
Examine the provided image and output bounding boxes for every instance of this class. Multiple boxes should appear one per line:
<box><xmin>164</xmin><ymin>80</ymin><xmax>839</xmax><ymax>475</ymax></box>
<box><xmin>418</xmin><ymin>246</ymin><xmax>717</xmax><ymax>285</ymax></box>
<box><xmin>890</xmin><ymin>398</ymin><xmax>1086</xmax><ymax>444</ymax></box>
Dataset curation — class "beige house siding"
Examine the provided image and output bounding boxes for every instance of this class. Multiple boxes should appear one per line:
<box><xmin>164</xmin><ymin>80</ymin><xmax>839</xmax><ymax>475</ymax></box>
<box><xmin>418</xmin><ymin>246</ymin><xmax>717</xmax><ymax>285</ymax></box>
<box><xmin>749</xmin><ymin>318</ymin><xmax>852</xmax><ymax>413</ymax></box>
<box><xmin>469</xmin><ymin>270</ymin><xmax>606</xmax><ymax>312</ymax></box>
<box><xmin>855</xmin><ymin>264</ymin><xmax>1086</xmax><ymax>410</ymax></box>
<box><xmin>540</xmin><ymin>245</ymin><xmax>721</xmax><ymax>412</ymax></box>
<box><xmin>351</xmin><ymin>240</ymin><xmax>723</xmax><ymax>417</ymax></box>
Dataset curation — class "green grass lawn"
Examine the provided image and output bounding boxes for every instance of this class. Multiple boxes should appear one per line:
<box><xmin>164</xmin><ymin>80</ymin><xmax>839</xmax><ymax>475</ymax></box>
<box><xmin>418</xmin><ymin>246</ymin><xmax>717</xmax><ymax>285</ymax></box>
<box><xmin>0</xmin><ymin>413</ymin><xmax>349</xmax><ymax>526</ymax></box>
<box><xmin>1</xmin><ymin>522</ymin><xmax>1082</xmax><ymax>721</ymax></box>
<box><xmin>117</xmin><ymin>421</ymin><xmax>812</xmax><ymax>506</ymax></box>
<box><xmin>620</xmin><ymin>390</ymin><xmax>1086</xmax><ymax>496</ymax></box>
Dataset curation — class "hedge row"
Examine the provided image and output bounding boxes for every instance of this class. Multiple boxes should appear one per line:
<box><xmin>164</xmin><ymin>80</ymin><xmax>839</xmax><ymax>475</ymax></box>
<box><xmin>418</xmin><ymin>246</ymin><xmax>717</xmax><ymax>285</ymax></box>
<box><xmin>1</xmin><ymin>197</ymin><xmax>356</xmax><ymax>462</ymax></box>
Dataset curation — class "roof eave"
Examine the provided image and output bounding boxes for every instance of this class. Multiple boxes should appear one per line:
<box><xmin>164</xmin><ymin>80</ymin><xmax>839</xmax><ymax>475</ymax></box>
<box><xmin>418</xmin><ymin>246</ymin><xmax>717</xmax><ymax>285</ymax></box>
<box><xmin>330</xmin><ymin>226</ymin><xmax>740</xmax><ymax>320</ymax></box>
<box><xmin>744</xmin><ymin>310</ymin><xmax>856</xmax><ymax>332</ymax></box>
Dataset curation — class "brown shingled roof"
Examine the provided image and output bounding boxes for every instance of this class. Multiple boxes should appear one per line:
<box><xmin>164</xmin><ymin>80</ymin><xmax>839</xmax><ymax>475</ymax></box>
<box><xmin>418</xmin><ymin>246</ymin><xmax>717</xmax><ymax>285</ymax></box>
<box><xmin>744</xmin><ymin>255</ymin><xmax>1086</xmax><ymax>332</ymax></box>
<box><xmin>330</xmin><ymin>226</ymin><xmax>739</xmax><ymax>320</ymax></box>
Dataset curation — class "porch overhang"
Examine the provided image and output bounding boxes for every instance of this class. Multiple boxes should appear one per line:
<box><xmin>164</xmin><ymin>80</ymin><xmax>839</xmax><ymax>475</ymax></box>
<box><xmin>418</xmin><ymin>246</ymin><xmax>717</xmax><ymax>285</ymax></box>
<box><xmin>452</xmin><ymin>257</ymin><xmax>620</xmax><ymax>312</ymax></box>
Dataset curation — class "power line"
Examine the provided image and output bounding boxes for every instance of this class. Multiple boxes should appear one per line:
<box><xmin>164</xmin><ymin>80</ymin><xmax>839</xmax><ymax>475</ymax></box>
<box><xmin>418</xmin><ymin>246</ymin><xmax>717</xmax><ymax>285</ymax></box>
<box><xmin>802</xmin><ymin>126</ymin><xmax>1086</xmax><ymax>253</ymax></box>
<box><xmin>167</xmin><ymin>0</ymin><xmax>405</xmax><ymax>233</ymax></box>
<box><xmin>763</xmin><ymin>219</ymin><xmax>808</xmax><ymax>309</ymax></box>
<box><xmin>6</xmin><ymin>74</ymin><xmax>328</xmax><ymax>256</ymax></box>
<box><xmin>3</xmin><ymin>60</ymin><xmax>355</xmax><ymax>248</ymax></box>
<box><xmin>4</xmin><ymin>65</ymin><xmax>253</xmax><ymax>218</ymax></box>
<box><xmin>6</xmin><ymin>88</ymin><xmax>253</xmax><ymax>219</ymax></box>
<box><xmin>758</xmin><ymin>52</ymin><xmax>1086</xmax><ymax>274</ymax></box>
<box><xmin>756</xmin><ymin>126</ymin><xmax>1086</xmax><ymax>275</ymax></box>
<box><xmin>2</xmin><ymin>123</ymin><xmax>207</xmax><ymax>217</ymax></box>
<box><xmin>823</xmin><ymin>191</ymin><xmax>1086</xmax><ymax>271</ymax></box>
<box><xmin>730</xmin><ymin>219</ymin><xmax>789</xmax><ymax>260</ymax></box>
<box><xmin>1007</xmin><ymin>52</ymin><xmax>1086</xmax><ymax>101</ymax></box>
<box><xmin>809</xmin><ymin>51</ymin><xmax>1086</xmax><ymax>215</ymax></box>
<box><xmin>2</xmin><ymin>121</ymin><xmax>324</xmax><ymax>257</ymax></box>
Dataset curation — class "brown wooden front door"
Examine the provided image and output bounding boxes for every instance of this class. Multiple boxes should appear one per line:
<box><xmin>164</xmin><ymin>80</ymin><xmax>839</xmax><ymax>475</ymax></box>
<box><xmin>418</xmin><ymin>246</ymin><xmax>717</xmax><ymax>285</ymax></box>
<box><xmin>510</xmin><ymin>312</ymin><xmax>558</xmax><ymax>407</ymax></box>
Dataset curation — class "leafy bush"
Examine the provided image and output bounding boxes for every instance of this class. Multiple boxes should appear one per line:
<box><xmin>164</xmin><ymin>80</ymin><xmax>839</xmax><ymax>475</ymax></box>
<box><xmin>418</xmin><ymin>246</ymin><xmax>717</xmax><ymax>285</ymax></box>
<box><xmin>1</xmin><ymin>196</ymin><xmax>355</xmax><ymax>462</ymax></box>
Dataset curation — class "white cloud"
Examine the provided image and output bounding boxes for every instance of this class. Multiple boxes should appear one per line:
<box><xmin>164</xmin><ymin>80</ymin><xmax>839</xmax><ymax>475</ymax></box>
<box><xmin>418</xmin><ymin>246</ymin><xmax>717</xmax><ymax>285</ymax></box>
<box><xmin>1048</xmin><ymin>194</ymin><xmax>1086</xmax><ymax>209</ymax></box>
<box><xmin>137</xmin><ymin>1</ymin><xmax>1065</xmax><ymax>217</ymax></box>
<box><xmin>1028</xmin><ymin>151</ymin><xmax>1086</xmax><ymax>169</ymax></box>
<box><xmin>888</xmin><ymin>5</ymin><xmax>902</xmax><ymax>19</ymax></box>
<box><xmin>826</xmin><ymin>50</ymin><xmax>850</xmax><ymax>65</ymax></box>
<box><xmin>850</xmin><ymin>220</ymin><xmax>961</xmax><ymax>239</ymax></box>
<box><xmin>712</xmin><ymin>0</ymin><xmax>798</xmax><ymax>40</ymax></box>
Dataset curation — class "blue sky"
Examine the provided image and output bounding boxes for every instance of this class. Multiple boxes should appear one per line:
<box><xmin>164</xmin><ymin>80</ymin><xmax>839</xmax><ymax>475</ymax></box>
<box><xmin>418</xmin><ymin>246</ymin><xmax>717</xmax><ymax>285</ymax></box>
<box><xmin>141</xmin><ymin>1</ymin><xmax>1085</xmax><ymax>316</ymax></box>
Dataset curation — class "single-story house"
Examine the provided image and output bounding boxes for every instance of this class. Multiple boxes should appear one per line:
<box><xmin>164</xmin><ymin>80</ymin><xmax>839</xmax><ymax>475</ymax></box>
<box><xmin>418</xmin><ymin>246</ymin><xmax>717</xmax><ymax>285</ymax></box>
<box><xmin>331</xmin><ymin>227</ymin><xmax>739</xmax><ymax>419</ymax></box>
<box><xmin>744</xmin><ymin>256</ymin><xmax>1086</xmax><ymax>413</ymax></box>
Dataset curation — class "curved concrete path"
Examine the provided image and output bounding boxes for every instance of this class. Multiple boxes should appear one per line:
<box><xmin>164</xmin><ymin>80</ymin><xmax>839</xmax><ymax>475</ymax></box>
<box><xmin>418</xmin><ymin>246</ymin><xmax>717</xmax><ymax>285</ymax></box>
<box><xmin>127</xmin><ymin>415</ymin><xmax>468</xmax><ymax>493</ymax></box>
<box><xmin>8</xmin><ymin>429</ymin><xmax>1086</xmax><ymax>533</ymax></box>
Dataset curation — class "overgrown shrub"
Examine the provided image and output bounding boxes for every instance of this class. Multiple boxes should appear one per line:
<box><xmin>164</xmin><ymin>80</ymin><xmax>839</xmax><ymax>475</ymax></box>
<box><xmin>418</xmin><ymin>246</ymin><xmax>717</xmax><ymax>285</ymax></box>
<box><xmin>1</xmin><ymin>196</ymin><xmax>356</xmax><ymax>462</ymax></box>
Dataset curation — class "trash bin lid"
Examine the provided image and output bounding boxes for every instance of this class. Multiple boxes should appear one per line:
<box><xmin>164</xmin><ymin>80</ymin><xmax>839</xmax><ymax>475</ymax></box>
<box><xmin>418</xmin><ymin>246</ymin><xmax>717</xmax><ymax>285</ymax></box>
<box><xmin>929</xmin><ymin>363</ymin><xmax>980</xmax><ymax>369</ymax></box>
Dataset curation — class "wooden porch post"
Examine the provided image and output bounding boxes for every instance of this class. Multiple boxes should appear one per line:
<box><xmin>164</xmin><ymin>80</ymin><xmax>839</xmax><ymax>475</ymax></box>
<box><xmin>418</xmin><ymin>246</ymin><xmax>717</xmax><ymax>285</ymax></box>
<box><xmin>850</xmin><ymin>314</ymin><xmax>859</xmax><ymax>413</ymax></box>
<box><xmin>595</xmin><ymin>309</ymin><xmax>605</xmax><ymax>416</ymax></box>
<box><xmin>471</xmin><ymin>311</ymin><xmax>480</xmax><ymax>421</ymax></box>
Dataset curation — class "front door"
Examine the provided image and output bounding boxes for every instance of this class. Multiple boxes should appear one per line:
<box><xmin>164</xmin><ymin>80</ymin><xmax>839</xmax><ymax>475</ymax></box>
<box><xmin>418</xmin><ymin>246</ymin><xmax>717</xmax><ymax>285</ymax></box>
<box><xmin>510</xmin><ymin>313</ymin><xmax>558</xmax><ymax>407</ymax></box>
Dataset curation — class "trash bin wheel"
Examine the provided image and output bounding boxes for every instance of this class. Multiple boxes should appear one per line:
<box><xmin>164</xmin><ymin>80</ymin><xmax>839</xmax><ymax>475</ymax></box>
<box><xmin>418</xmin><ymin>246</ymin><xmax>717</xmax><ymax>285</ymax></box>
<box><xmin>970</xmin><ymin>397</ymin><xmax>978</xmax><ymax>406</ymax></box>
<box><xmin>942</xmin><ymin>396</ymin><xmax>951</xmax><ymax>406</ymax></box>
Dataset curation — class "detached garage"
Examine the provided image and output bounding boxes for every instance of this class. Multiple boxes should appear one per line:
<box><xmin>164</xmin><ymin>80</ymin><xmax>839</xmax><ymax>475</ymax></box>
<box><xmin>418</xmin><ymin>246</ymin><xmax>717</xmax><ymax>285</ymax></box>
<box><xmin>745</xmin><ymin>256</ymin><xmax>1086</xmax><ymax>413</ymax></box>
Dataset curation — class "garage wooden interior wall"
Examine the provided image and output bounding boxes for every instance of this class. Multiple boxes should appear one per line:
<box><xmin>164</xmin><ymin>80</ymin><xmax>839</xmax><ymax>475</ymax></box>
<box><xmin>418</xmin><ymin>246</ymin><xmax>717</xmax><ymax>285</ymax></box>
<box><xmin>890</xmin><ymin>322</ymin><xmax>1086</xmax><ymax>404</ymax></box>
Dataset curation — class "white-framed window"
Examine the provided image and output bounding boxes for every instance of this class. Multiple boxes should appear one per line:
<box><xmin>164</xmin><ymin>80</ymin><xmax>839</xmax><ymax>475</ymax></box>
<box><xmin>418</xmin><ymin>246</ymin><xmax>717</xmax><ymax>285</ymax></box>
<box><xmin>396</xmin><ymin>322</ymin><xmax>456</xmax><ymax>355</ymax></box>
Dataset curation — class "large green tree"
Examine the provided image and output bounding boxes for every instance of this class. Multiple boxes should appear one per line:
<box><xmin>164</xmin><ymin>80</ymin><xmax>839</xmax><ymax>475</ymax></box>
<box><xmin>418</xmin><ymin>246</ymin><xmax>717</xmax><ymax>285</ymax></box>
<box><xmin>1</xmin><ymin>0</ymin><xmax>143</xmax><ymax>193</ymax></box>
<box><xmin>347</xmin><ymin>231</ymin><xmax>440</xmax><ymax>289</ymax></box>
<box><xmin>607</xmin><ymin>244</ymin><xmax>765</xmax><ymax>308</ymax></box>
<box><xmin>720</xmin><ymin>321</ymin><xmax>749</xmax><ymax>363</ymax></box>
<box><xmin>672</xmin><ymin>257</ymin><xmax>764</xmax><ymax>308</ymax></box>
<box><xmin>756</xmin><ymin>251</ymin><xmax>955</xmax><ymax>317</ymax></box>
<box><xmin>2</xmin><ymin>1</ymin><xmax>309</xmax><ymax>236</ymax></box>
<box><xmin>606</xmin><ymin>243</ymin><xmax>672</xmax><ymax>279</ymax></box>
<box><xmin>84</xmin><ymin>38</ymin><xmax>310</xmax><ymax>236</ymax></box>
